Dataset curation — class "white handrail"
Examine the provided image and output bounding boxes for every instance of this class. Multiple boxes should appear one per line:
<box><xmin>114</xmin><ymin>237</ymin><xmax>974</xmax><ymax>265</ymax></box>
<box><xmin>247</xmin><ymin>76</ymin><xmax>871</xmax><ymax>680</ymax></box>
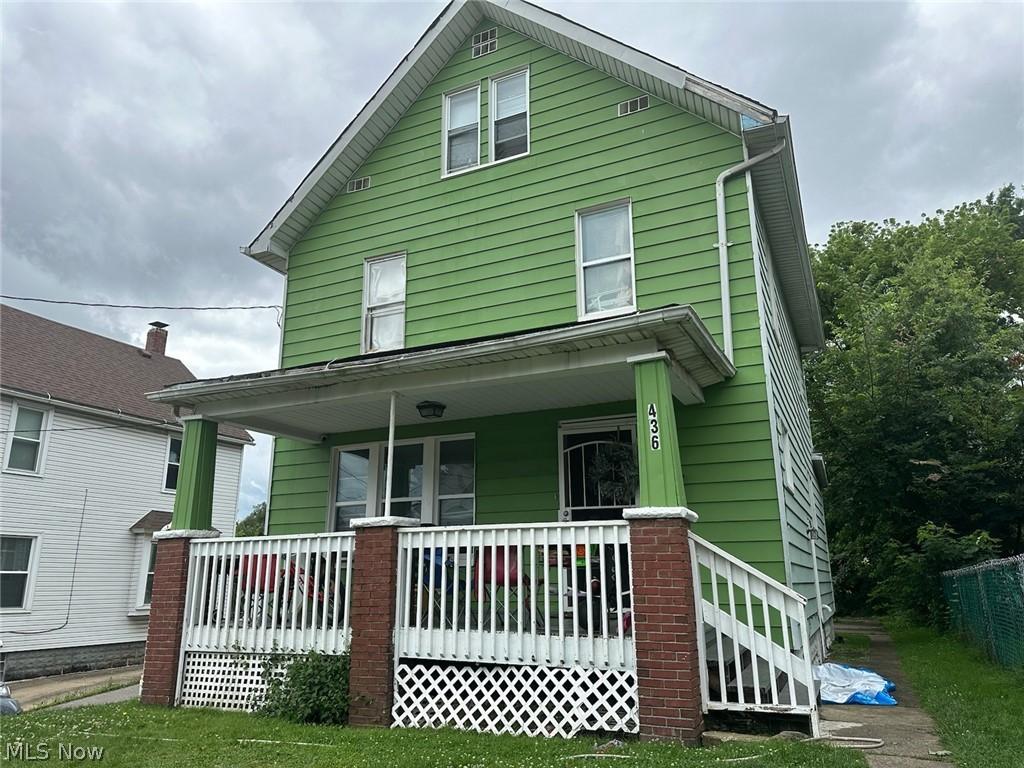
<box><xmin>181</xmin><ymin>532</ymin><xmax>355</xmax><ymax>655</ymax></box>
<box><xmin>395</xmin><ymin>522</ymin><xmax>634</xmax><ymax>670</ymax></box>
<box><xmin>689</xmin><ymin>532</ymin><xmax>818</xmax><ymax>734</ymax></box>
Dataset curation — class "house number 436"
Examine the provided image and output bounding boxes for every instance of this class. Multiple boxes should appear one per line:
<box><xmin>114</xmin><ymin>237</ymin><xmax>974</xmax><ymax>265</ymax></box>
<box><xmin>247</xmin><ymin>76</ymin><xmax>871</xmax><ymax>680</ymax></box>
<box><xmin>647</xmin><ymin>403</ymin><xmax>660</xmax><ymax>450</ymax></box>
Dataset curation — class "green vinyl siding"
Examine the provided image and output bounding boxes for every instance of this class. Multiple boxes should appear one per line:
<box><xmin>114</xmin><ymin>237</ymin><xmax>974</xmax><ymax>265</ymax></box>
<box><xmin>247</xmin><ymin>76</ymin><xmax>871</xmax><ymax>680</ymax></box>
<box><xmin>269</xmin><ymin>21</ymin><xmax>787</xmax><ymax>582</ymax></box>
<box><xmin>754</xmin><ymin>202</ymin><xmax>834</xmax><ymax>654</ymax></box>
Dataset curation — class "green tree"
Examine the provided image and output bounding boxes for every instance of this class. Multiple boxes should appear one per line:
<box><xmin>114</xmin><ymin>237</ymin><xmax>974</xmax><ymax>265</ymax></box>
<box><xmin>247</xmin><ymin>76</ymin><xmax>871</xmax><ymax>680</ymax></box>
<box><xmin>808</xmin><ymin>186</ymin><xmax>1024</xmax><ymax>615</ymax></box>
<box><xmin>235</xmin><ymin>501</ymin><xmax>267</xmax><ymax>537</ymax></box>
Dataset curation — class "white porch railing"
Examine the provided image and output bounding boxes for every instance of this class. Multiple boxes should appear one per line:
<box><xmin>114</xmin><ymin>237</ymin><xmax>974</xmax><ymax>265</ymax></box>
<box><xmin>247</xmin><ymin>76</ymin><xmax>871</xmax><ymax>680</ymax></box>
<box><xmin>395</xmin><ymin>521</ymin><xmax>634</xmax><ymax>670</ymax></box>
<box><xmin>181</xmin><ymin>532</ymin><xmax>355</xmax><ymax>655</ymax></box>
<box><xmin>689</xmin><ymin>532</ymin><xmax>819</xmax><ymax>733</ymax></box>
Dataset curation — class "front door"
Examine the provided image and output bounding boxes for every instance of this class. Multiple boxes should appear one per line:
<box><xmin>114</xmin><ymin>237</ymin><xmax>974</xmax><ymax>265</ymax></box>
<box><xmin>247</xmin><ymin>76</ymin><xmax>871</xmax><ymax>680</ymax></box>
<box><xmin>558</xmin><ymin>418</ymin><xmax>637</xmax><ymax>522</ymax></box>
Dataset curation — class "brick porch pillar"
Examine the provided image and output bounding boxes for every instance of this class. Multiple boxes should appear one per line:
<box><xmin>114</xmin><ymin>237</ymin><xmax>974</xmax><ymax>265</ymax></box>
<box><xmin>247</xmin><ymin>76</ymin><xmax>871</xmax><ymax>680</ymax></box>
<box><xmin>625</xmin><ymin>508</ymin><xmax>705</xmax><ymax>743</ymax></box>
<box><xmin>347</xmin><ymin>516</ymin><xmax>420</xmax><ymax>727</ymax></box>
<box><xmin>140</xmin><ymin>528</ymin><xmax>218</xmax><ymax>706</ymax></box>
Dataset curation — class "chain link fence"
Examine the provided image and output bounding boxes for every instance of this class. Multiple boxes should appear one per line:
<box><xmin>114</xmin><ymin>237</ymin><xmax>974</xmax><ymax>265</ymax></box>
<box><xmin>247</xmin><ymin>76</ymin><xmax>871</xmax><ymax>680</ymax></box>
<box><xmin>943</xmin><ymin>554</ymin><xmax>1024</xmax><ymax>667</ymax></box>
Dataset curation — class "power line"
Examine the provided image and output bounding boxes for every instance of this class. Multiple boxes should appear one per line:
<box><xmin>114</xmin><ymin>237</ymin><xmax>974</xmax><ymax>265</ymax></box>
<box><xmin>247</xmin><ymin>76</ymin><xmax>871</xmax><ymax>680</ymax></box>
<box><xmin>2</xmin><ymin>423</ymin><xmax>177</xmax><ymax>435</ymax></box>
<box><xmin>1</xmin><ymin>295</ymin><xmax>281</xmax><ymax>312</ymax></box>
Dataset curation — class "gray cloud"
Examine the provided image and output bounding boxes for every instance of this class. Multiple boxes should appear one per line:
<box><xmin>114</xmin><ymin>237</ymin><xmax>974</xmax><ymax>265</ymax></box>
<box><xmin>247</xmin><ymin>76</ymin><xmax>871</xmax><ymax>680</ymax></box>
<box><xmin>4</xmin><ymin>1</ymin><xmax>1022</xmax><ymax>517</ymax></box>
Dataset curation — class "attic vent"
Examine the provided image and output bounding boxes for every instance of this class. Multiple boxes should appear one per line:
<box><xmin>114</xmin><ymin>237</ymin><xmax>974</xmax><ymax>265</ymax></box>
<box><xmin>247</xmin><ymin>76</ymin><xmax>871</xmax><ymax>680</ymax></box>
<box><xmin>347</xmin><ymin>176</ymin><xmax>371</xmax><ymax>193</ymax></box>
<box><xmin>472</xmin><ymin>28</ymin><xmax>497</xmax><ymax>58</ymax></box>
<box><xmin>617</xmin><ymin>95</ymin><xmax>650</xmax><ymax>117</ymax></box>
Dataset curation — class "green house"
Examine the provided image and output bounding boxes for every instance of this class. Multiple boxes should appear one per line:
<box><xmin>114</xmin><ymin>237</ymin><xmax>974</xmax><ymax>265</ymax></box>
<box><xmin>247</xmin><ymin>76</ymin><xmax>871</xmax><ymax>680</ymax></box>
<box><xmin>152</xmin><ymin>0</ymin><xmax>834</xmax><ymax>670</ymax></box>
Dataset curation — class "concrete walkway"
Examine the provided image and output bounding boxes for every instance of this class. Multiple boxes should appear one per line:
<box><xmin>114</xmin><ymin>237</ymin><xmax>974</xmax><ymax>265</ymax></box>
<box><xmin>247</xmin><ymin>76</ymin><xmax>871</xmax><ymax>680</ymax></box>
<box><xmin>6</xmin><ymin>666</ymin><xmax>142</xmax><ymax>711</ymax></box>
<box><xmin>54</xmin><ymin>682</ymin><xmax>139</xmax><ymax>709</ymax></box>
<box><xmin>823</xmin><ymin>618</ymin><xmax>952</xmax><ymax>768</ymax></box>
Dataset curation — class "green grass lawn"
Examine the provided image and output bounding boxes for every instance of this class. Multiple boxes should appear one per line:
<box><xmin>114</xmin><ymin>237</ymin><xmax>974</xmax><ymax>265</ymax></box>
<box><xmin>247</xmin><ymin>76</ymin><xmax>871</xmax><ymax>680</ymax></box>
<box><xmin>886</xmin><ymin>620</ymin><xmax>1024</xmax><ymax>768</ymax></box>
<box><xmin>0</xmin><ymin>702</ymin><xmax>866</xmax><ymax>767</ymax></box>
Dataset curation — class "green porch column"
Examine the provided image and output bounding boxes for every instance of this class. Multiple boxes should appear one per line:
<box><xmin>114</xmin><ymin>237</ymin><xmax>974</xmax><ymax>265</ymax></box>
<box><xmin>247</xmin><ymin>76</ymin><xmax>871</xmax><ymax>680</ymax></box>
<box><xmin>630</xmin><ymin>352</ymin><xmax>687</xmax><ymax>508</ymax></box>
<box><xmin>170</xmin><ymin>417</ymin><xmax>219</xmax><ymax>530</ymax></box>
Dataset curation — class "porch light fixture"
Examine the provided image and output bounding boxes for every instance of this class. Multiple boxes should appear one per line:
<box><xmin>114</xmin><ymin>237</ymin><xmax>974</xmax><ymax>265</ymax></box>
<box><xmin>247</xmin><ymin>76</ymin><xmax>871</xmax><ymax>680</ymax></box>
<box><xmin>416</xmin><ymin>400</ymin><xmax>446</xmax><ymax>419</ymax></box>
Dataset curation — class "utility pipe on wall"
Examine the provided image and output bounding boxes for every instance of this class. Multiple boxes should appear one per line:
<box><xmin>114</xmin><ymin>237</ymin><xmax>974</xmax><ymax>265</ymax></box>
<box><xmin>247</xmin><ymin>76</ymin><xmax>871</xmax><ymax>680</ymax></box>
<box><xmin>715</xmin><ymin>139</ymin><xmax>787</xmax><ymax>363</ymax></box>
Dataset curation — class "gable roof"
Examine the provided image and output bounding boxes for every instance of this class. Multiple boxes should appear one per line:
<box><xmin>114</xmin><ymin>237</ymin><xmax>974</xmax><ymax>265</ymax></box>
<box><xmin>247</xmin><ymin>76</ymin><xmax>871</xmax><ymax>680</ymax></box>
<box><xmin>0</xmin><ymin>304</ymin><xmax>252</xmax><ymax>443</ymax></box>
<box><xmin>243</xmin><ymin>0</ymin><xmax>824</xmax><ymax>350</ymax></box>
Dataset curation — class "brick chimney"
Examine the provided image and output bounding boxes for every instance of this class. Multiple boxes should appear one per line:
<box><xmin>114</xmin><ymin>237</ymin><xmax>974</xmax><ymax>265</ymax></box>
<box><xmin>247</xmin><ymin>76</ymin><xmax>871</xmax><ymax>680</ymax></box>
<box><xmin>146</xmin><ymin>321</ymin><xmax>169</xmax><ymax>355</ymax></box>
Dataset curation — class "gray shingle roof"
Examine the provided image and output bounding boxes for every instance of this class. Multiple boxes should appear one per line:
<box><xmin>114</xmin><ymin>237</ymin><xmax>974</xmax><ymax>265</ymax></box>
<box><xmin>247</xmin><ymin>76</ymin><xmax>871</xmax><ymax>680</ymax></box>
<box><xmin>0</xmin><ymin>304</ymin><xmax>251</xmax><ymax>442</ymax></box>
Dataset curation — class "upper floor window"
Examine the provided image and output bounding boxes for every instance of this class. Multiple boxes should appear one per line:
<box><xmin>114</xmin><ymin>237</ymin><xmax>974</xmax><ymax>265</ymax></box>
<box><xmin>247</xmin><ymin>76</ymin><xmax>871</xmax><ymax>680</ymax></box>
<box><xmin>0</xmin><ymin>534</ymin><xmax>37</xmax><ymax>610</ymax></box>
<box><xmin>490</xmin><ymin>70</ymin><xmax>529</xmax><ymax>161</ymax></box>
<box><xmin>4</xmin><ymin>402</ymin><xmax>49</xmax><ymax>475</ymax></box>
<box><xmin>444</xmin><ymin>86</ymin><xmax>480</xmax><ymax>174</ymax></box>
<box><xmin>164</xmin><ymin>436</ymin><xmax>182</xmax><ymax>491</ymax></box>
<box><xmin>576</xmin><ymin>201</ymin><xmax>637</xmax><ymax>319</ymax></box>
<box><xmin>363</xmin><ymin>254</ymin><xmax>406</xmax><ymax>353</ymax></box>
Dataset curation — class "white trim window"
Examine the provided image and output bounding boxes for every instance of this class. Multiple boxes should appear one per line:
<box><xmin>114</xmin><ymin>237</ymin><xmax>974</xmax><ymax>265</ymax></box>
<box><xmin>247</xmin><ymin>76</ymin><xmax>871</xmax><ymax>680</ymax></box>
<box><xmin>3</xmin><ymin>402</ymin><xmax>50</xmax><ymax>475</ymax></box>
<box><xmin>443</xmin><ymin>85</ymin><xmax>480</xmax><ymax>174</ymax></box>
<box><xmin>363</xmin><ymin>253</ymin><xmax>406</xmax><ymax>353</ymax></box>
<box><xmin>164</xmin><ymin>436</ymin><xmax>182</xmax><ymax>491</ymax></box>
<box><xmin>135</xmin><ymin>540</ymin><xmax>158</xmax><ymax>610</ymax></box>
<box><xmin>557</xmin><ymin>417</ymin><xmax>637</xmax><ymax>522</ymax></box>
<box><xmin>576</xmin><ymin>201</ymin><xmax>637</xmax><ymax>320</ymax></box>
<box><xmin>490</xmin><ymin>69</ymin><xmax>529</xmax><ymax>162</ymax></box>
<box><xmin>0</xmin><ymin>534</ymin><xmax>37</xmax><ymax>611</ymax></box>
<box><xmin>781</xmin><ymin>424</ymin><xmax>795</xmax><ymax>492</ymax></box>
<box><xmin>330</xmin><ymin>435</ymin><xmax>475</xmax><ymax>529</ymax></box>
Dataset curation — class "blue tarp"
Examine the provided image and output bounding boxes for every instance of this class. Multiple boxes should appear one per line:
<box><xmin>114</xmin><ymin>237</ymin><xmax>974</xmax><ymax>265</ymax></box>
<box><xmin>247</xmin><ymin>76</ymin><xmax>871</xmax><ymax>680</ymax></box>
<box><xmin>814</xmin><ymin>662</ymin><xmax>898</xmax><ymax>705</ymax></box>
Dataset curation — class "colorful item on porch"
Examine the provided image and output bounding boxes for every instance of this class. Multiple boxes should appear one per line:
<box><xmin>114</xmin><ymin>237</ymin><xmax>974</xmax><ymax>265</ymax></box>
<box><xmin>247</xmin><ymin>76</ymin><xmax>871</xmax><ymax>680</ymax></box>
<box><xmin>814</xmin><ymin>663</ymin><xmax>897</xmax><ymax>706</ymax></box>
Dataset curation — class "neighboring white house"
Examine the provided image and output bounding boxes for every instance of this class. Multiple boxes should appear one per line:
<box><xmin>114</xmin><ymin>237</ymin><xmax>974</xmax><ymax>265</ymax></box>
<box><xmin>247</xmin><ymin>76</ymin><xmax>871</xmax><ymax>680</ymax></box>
<box><xmin>0</xmin><ymin>305</ymin><xmax>251</xmax><ymax>680</ymax></box>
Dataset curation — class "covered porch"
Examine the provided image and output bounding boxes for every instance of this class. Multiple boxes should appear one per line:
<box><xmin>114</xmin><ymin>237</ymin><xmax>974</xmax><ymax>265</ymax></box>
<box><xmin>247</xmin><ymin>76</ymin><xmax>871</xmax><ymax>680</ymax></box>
<box><xmin>148</xmin><ymin>306</ymin><xmax>735</xmax><ymax>534</ymax></box>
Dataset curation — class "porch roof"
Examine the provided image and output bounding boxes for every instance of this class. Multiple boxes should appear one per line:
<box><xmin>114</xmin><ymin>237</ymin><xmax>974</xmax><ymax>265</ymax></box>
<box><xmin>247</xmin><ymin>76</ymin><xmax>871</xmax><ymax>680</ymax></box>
<box><xmin>147</xmin><ymin>306</ymin><xmax>734</xmax><ymax>443</ymax></box>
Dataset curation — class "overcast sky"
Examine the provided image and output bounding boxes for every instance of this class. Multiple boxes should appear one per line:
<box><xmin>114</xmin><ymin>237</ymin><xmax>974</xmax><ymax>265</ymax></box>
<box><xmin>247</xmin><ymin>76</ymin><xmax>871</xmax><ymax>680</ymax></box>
<box><xmin>3</xmin><ymin>0</ymin><xmax>1022</xmax><ymax>519</ymax></box>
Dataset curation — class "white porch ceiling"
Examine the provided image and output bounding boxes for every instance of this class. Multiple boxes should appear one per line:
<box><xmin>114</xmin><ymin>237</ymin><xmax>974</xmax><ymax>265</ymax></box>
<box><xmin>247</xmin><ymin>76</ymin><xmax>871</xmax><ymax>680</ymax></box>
<box><xmin>149</xmin><ymin>307</ymin><xmax>734</xmax><ymax>443</ymax></box>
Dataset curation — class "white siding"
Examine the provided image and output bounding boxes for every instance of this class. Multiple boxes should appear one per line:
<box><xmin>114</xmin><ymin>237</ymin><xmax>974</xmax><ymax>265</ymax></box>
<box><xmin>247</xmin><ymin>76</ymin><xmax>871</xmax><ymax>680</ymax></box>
<box><xmin>0</xmin><ymin>396</ymin><xmax>244</xmax><ymax>654</ymax></box>
<box><xmin>751</xmin><ymin>207</ymin><xmax>835</xmax><ymax>660</ymax></box>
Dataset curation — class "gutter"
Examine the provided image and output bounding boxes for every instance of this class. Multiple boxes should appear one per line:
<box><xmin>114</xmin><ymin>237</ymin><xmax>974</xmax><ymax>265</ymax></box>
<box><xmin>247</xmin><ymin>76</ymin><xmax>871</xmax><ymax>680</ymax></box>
<box><xmin>715</xmin><ymin>139</ymin><xmax>787</xmax><ymax>363</ymax></box>
<box><xmin>0</xmin><ymin>387</ymin><xmax>253</xmax><ymax>446</ymax></box>
<box><xmin>146</xmin><ymin>306</ymin><xmax>736</xmax><ymax>407</ymax></box>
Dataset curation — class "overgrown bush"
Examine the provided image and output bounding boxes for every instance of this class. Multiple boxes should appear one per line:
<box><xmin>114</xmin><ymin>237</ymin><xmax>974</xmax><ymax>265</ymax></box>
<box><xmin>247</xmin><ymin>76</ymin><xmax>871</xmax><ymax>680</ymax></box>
<box><xmin>869</xmin><ymin>522</ymin><xmax>999</xmax><ymax>626</ymax></box>
<box><xmin>260</xmin><ymin>651</ymin><xmax>350</xmax><ymax>725</ymax></box>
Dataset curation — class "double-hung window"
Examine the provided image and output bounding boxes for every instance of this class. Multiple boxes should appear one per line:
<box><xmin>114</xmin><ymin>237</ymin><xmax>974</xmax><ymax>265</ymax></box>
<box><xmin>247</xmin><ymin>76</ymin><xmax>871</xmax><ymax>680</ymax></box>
<box><xmin>164</xmin><ymin>437</ymin><xmax>182</xmax><ymax>491</ymax></box>
<box><xmin>444</xmin><ymin>86</ymin><xmax>480</xmax><ymax>174</ymax></box>
<box><xmin>576</xmin><ymin>201</ymin><xmax>637</xmax><ymax>319</ymax></box>
<box><xmin>4</xmin><ymin>403</ymin><xmax>49</xmax><ymax>474</ymax></box>
<box><xmin>0</xmin><ymin>535</ymin><xmax>36</xmax><ymax>610</ymax></box>
<box><xmin>363</xmin><ymin>254</ymin><xmax>406</xmax><ymax>353</ymax></box>
<box><xmin>437</xmin><ymin>438</ymin><xmax>475</xmax><ymax>526</ymax></box>
<box><xmin>136</xmin><ymin>541</ymin><xmax>157</xmax><ymax>609</ymax></box>
<box><xmin>490</xmin><ymin>70</ymin><xmax>529</xmax><ymax>161</ymax></box>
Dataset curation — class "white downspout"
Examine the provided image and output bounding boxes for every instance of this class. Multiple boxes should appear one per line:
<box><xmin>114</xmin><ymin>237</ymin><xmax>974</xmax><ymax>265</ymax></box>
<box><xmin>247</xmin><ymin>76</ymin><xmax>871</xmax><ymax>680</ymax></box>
<box><xmin>383</xmin><ymin>391</ymin><xmax>397</xmax><ymax>517</ymax></box>
<box><xmin>715</xmin><ymin>139</ymin><xmax>787</xmax><ymax>362</ymax></box>
<box><xmin>808</xmin><ymin>526</ymin><xmax>828</xmax><ymax>660</ymax></box>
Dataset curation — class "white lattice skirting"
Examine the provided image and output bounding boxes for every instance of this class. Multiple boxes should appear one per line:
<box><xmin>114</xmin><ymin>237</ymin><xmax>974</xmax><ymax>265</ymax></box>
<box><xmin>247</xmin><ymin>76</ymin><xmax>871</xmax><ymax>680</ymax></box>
<box><xmin>392</xmin><ymin>661</ymin><xmax>639</xmax><ymax>738</ymax></box>
<box><xmin>178</xmin><ymin>652</ymin><xmax>289</xmax><ymax>711</ymax></box>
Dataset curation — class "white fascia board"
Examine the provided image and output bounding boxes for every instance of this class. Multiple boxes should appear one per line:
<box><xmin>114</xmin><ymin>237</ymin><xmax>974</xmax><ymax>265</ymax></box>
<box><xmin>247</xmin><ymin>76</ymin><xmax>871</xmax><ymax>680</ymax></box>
<box><xmin>0</xmin><ymin>387</ymin><xmax>250</xmax><ymax>446</ymax></box>
<box><xmin>244</xmin><ymin>0</ymin><xmax>474</xmax><ymax>263</ymax></box>
<box><xmin>146</xmin><ymin>307</ymin><xmax>729</xmax><ymax>407</ymax></box>
<box><xmin>244</xmin><ymin>0</ymin><xmax>778</xmax><ymax>270</ymax></box>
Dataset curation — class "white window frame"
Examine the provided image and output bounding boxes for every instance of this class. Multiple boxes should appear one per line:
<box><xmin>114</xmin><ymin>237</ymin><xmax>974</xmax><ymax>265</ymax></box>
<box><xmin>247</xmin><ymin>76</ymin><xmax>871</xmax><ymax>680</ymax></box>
<box><xmin>488</xmin><ymin>67</ymin><xmax>530</xmax><ymax>165</ymax></box>
<box><xmin>575</xmin><ymin>199</ymin><xmax>638</xmax><ymax>321</ymax></box>
<box><xmin>361</xmin><ymin>252</ymin><xmax>407</xmax><ymax>354</ymax></box>
<box><xmin>0</xmin><ymin>533</ymin><xmax>41</xmax><ymax>613</ymax></box>
<box><xmin>557</xmin><ymin>415</ymin><xmax>637</xmax><ymax>522</ymax></box>
<box><xmin>133</xmin><ymin>537</ymin><xmax>158</xmax><ymax>612</ymax></box>
<box><xmin>162</xmin><ymin>435</ymin><xmax>182</xmax><ymax>493</ymax></box>
<box><xmin>441</xmin><ymin>84</ymin><xmax>481</xmax><ymax>177</ymax></box>
<box><xmin>781</xmin><ymin>424</ymin><xmax>795</xmax><ymax>492</ymax></box>
<box><xmin>3</xmin><ymin>401</ymin><xmax>52</xmax><ymax>477</ymax></box>
<box><xmin>327</xmin><ymin>434</ymin><xmax>476</xmax><ymax>529</ymax></box>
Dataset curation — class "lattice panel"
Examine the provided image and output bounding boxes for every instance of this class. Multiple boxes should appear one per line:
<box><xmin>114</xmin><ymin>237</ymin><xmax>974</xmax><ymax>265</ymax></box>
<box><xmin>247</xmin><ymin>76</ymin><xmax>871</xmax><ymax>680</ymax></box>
<box><xmin>179</xmin><ymin>652</ymin><xmax>289</xmax><ymax>711</ymax></box>
<box><xmin>392</xmin><ymin>661</ymin><xmax>638</xmax><ymax>738</ymax></box>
